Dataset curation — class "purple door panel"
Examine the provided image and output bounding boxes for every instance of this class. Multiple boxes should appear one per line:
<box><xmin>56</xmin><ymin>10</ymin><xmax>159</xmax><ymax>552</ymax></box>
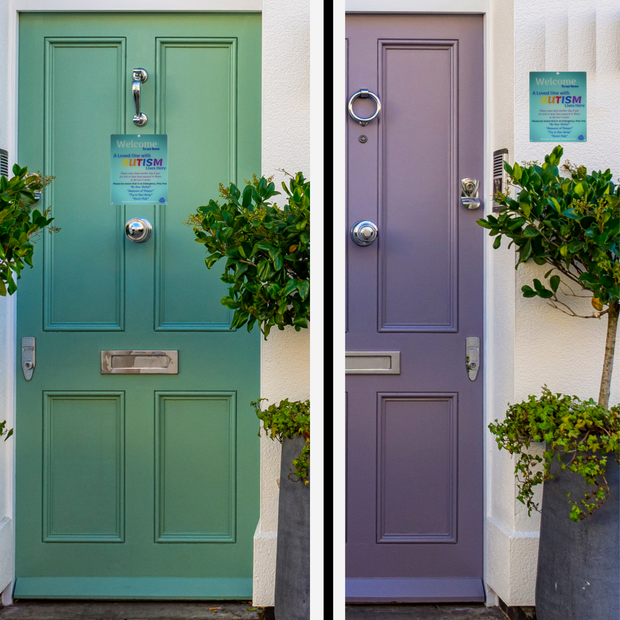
<box><xmin>345</xmin><ymin>14</ymin><xmax>485</xmax><ymax>603</ymax></box>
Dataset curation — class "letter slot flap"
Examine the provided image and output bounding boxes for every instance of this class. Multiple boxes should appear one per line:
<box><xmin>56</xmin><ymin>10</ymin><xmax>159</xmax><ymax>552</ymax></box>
<box><xmin>101</xmin><ymin>350</ymin><xmax>178</xmax><ymax>374</ymax></box>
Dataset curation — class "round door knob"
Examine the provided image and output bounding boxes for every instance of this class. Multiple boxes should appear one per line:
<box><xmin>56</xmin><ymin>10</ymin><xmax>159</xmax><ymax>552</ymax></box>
<box><xmin>351</xmin><ymin>220</ymin><xmax>378</xmax><ymax>246</ymax></box>
<box><xmin>125</xmin><ymin>218</ymin><xmax>153</xmax><ymax>243</ymax></box>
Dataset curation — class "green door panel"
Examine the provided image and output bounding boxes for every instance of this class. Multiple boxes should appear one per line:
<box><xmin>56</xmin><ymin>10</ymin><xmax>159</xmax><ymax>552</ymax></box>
<box><xmin>16</xmin><ymin>12</ymin><xmax>261</xmax><ymax>600</ymax></box>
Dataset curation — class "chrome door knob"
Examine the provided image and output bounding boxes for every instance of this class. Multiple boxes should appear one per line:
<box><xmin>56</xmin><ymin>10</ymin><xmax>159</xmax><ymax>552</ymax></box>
<box><xmin>125</xmin><ymin>218</ymin><xmax>152</xmax><ymax>243</ymax></box>
<box><xmin>351</xmin><ymin>220</ymin><xmax>378</xmax><ymax>246</ymax></box>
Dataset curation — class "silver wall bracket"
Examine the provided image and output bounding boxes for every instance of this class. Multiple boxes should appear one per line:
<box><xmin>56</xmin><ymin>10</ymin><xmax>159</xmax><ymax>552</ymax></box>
<box><xmin>466</xmin><ymin>337</ymin><xmax>480</xmax><ymax>381</ymax></box>
<box><xmin>21</xmin><ymin>337</ymin><xmax>35</xmax><ymax>381</ymax></box>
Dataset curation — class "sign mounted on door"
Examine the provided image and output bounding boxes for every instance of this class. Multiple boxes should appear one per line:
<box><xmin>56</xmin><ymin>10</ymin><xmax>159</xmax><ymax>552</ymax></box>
<box><xmin>110</xmin><ymin>133</ymin><xmax>168</xmax><ymax>204</ymax></box>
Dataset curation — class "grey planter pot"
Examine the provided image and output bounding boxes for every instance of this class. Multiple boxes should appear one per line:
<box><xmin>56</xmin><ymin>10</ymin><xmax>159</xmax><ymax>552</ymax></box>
<box><xmin>274</xmin><ymin>435</ymin><xmax>310</xmax><ymax>620</ymax></box>
<box><xmin>535</xmin><ymin>452</ymin><xmax>619</xmax><ymax>620</ymax></box>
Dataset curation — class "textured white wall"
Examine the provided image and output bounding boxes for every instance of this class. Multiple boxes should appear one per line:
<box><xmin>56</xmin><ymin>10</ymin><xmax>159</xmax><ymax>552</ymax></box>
<box><xmin>487</xmin><ymin>0</ymin><xmax>620</xmax><ymax>607</ymax></box>
<box><xmin>0</xmin><ymin>0</ymin><xmax>17</xmax><ymax>601</ymax></box>
<box><xmin>254</xmin><ymin>0</ymin><xmax>310</xmax><ymax>607</ymax></box>
<box><xmin>514</xmin><ymin>0</ymin><xmax>620</xmax><ymax>406</ymax></box>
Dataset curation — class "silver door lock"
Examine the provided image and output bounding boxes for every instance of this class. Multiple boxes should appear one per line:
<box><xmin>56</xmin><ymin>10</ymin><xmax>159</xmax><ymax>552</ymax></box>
<box><xmin>351</xmin><ymin>220</ymin><xmax>378</xmax><ymax>246</ymax></box>
<box><xmin>466</xmin><ymin>337</ymin><xmax>480</xmax><ymax>381</ymax></box>
<box><xmin>125</xmin><ymin>218</ymin><xmax>152</xmax><ymax>243</ymax></box>
<box><xmin>461</xmin><ymin>178</ymin><xmax>481</xmax><ymax>209</ymax></box>
<box><xmin>22</xmin><ymin>337</ymin><xmax>35</xmax><ymax>381</ymax></box>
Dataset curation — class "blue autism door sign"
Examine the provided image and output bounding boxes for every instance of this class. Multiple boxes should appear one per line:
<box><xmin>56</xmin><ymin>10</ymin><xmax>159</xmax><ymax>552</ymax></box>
<box><xmin>111</xmin><ymin>134</ymin><xmax>168</xmax><ymax>204</ymax></box>
<box><xmin>530</xmin><ymin>72</ymin><xmax>587</xmax><ymax>142</ymax></box>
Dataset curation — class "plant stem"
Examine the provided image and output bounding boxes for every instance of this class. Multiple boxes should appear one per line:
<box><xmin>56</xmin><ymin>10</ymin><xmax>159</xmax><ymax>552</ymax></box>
<box><xmin>599</xmin><ymin>300</ymin><xmax>619</xmax><ymax>408</ymax></box>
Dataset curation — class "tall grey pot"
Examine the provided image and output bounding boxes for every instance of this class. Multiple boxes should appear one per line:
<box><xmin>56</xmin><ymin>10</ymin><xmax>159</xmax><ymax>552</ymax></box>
<box><xmin>536</xmin><ymin>453</ymin><xmax>619</xmax><ymax>620</ymax></box>
<box><xmin>274</xmin><ymin>435</ymin><xmax>310</xmax><ymax>620</ymax></box>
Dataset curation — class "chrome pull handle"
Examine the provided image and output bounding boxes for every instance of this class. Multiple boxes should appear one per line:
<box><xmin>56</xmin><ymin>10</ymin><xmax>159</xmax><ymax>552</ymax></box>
<box><xmin>22</xmin><ymin>337</ymin><xmax>35</xmax><ymax>381</ymax></box>
<box><xmin>132</xmin><ymin>68</ymin><xmax>148</xmax><ymax>127</ymax></box>
<box><xmin>461</xmin><ymin>178</ymin><xmax>481</xmax><ymax>209</ymax></box>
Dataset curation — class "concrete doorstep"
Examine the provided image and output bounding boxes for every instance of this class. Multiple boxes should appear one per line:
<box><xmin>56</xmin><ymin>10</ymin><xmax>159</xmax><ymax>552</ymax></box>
<box><xmin>345</xmin><ymin>604</ymin><xmax>509</xmax><ymax>620</ymax></box>
<box><xmin>0</xmin><ymin>602</ymin><xmax>265</xmax><ymax>620</ymax></box>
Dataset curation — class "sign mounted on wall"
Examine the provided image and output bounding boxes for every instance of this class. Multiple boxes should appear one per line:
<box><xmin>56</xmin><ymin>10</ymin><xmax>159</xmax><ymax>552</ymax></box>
<box><xmin>530</xmin><ymin>72</ymin><xmax>587</xmax><ymax>142</ymax></box>
<box><xmin>111</xmin><ymin>134</ymin><xmax>168</xmax><ymax>204</ymax></box>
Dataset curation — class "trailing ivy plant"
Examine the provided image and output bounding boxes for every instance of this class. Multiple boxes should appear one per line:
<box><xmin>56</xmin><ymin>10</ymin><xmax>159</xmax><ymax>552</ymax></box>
<box><xmin>490</xmin><ymin>388</ymin><xmax>620</xmax><ymax>522</ymax></box>
<box><xmin>479</xmin><ymin>146</ymin><xmax>620</xmax><ymax>520</ymax></box>
<box><xmin>252</xmin><ymin>398</ymin><xmax>310</xmax><ymax>484</ymax></box>
<box><xmin>0</xmin><ymin>164</ymin><xmax>56</xmax><ymax>297</ymax></box>
<box><xmin>188</xmin><ymin>172</ymin><xmax>310</xmax><ymax>338</ymax></box>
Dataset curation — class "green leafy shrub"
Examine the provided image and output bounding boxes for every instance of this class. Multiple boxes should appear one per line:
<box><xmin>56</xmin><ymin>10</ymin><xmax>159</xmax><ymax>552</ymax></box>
<box><xmin>188</xmin><ymin>172</ymin><xmax>309</xmax><ymax>338</ymax></box>
<box><xmin>0</xmin><ymin>164</ymin><xmax>56</xmax><ymax>296</ymax></box>
<box><xmin>252</xmin><ymin>398</ymin><xmax>309</xmax><ymax>484</ymax></box>
<box><xmin>480</xmin><ymin>146</ymin><xmax>620</xmax><ymax>521</ymax></box>
<box><xmin>490</xmin><ymin>388</ymin><xmax>620</xmax><ymax>522</ymax></box>
<box><xmin>478</xmin><ymin>145</ymin><xmax>619</xmax><ymax>407</ymax></box>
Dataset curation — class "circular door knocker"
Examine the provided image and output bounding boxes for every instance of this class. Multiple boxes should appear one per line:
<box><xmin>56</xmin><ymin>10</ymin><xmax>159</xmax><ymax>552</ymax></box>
<box><xmin>348</xmin><ymin>89</ymin><xmax>382</xmax><ymax>126</ymax></box>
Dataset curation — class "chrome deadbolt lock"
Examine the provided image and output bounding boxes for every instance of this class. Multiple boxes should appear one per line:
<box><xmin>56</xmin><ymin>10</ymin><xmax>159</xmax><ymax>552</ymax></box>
<box><xmin>461</xmin><ymin>178</ymin><xmax>482</xmax><ymax>209</ymax></box>
<box><xmin>351</xmin><ymin>220</ymin><xmax>378</xmax><ymax>246</ymax></box>
<box><xmin>125</xmin><ymin>218</ymin><xmax>153</xmax><ymax>243</ymax></box>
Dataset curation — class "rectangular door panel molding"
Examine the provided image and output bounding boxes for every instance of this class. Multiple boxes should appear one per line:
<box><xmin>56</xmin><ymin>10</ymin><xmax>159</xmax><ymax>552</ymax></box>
<box><xmin>155</xmin><ymin>392</ymin><xmax>236</xmax><ymax>542</ymax></box>
<box><xmin>43</xmin><ymin>38</ymin><xmax>126</xmax><ymax>331</ymax></box>
<box><xmin>377</xmin><ymin>393</ymin><xmax>457</xmax><ymax>544</ymax></box>
<box><xmin>377</xmin><ymin>39</ymin><xmax>458</xmax><ymax>333</ymax></box>
<box><xmin>154</xmin><ymin>39</ymin><xmax>237</xmax><ymax>331</ymax></box>
<box><xmin>43</xmin><ymin>392</ymin><xmax>125</xmax><ymax>543</ymax></box>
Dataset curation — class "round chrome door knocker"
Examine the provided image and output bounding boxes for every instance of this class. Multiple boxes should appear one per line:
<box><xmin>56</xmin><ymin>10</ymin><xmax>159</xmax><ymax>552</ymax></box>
<box><xmin>348</xmin><ymin>89</ymin><xmax>382</xmax><ymax>126</ymax></box>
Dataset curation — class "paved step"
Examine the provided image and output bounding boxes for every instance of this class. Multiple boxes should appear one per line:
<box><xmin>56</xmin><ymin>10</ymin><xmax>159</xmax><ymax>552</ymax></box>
<box><xmin>346</xmin><ymin>605</ymin><xmax>508</xmax><ymax>620</ymax></box>
<box><xmin>0</xmin><ymin>602</ymin><xmax>263</xmax><ymax>620</ymax></box>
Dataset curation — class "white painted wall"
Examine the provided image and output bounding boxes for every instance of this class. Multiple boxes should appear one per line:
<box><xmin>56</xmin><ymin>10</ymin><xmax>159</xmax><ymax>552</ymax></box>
<box><xmin>0</xmin><ymin>0</ymin><xmax>310</xmax><ymax>607</ymax></box>
<box><xmin>486</xmin><ymin>0</ymin><xmax>620</xmax><ymax>607</ymax></box>
<box><xmin>254</xmin><ymin>0</ymin><xmax>311</xmax><ymax>606</ymax></box>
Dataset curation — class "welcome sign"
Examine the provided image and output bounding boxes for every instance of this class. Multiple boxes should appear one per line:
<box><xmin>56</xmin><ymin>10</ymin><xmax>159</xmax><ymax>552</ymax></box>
<box><xmin>530</xmin><ymin>72</ymin><xmax>587</xmax><ymax>142</ymax></box>
<box><xmin>111</xmin><ymin>134</ymin><xmax>168</xmax><ymax>204</ymax></box>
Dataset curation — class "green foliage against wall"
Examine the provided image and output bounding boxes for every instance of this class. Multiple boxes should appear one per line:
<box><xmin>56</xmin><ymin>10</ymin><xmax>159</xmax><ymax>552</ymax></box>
<box><xmin>0</xmin><ymin>164</ymin><xmax>55</xmax><ymax>297</ymax></box>
<box><xmin>189</xmin><ymin>172</ymin><xmax>309</xmax><ymax>338</ymax></box>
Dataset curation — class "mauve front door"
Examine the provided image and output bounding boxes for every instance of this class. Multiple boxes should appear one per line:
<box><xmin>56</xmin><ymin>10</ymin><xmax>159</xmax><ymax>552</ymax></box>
<box><xmin>345</xmin><ymin>14</ymin><xmax>485</xmax><ymax>603</ymax></box>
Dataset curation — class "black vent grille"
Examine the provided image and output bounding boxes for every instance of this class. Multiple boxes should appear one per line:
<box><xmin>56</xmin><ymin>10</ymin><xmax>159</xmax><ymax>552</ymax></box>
<box><xmin>492</xmin><ymin>148</ymin><xmax>509</xmax><ymax>212</ymax></box>
<box><xmin>0</xmin><ymin>149</ymin><xmax>8</xmax><ymax>178</ymax></box>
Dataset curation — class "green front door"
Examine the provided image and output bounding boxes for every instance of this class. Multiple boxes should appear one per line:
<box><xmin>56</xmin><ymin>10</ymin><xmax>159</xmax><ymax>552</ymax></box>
<box><xmin>16</xmin><ymin>12</ymin><xmax>261</xmax><ymax>599</ymax></box>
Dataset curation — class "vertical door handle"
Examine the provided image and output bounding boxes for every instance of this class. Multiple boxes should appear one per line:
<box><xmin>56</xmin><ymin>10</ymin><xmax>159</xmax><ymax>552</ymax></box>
<box><xmin>132</xmin><ymin>68</ymin><xmax>148</xmax><ymax>127</ymax></box>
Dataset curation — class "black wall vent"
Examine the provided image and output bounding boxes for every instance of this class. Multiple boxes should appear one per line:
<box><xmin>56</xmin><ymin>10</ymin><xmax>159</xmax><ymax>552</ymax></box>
<box><xmin>0</xmin><ymin>149</ymin><xmax>8</xmax><ymax>178</ymax></box>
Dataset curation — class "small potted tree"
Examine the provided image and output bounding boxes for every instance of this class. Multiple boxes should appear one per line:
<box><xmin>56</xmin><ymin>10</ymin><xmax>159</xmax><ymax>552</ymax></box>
<box><xmin>478</xmin><ymin>146</ymin><xmax>619</xmax><ymax>620</ymax></box>
<box><xmin>188</xmin><ymin>172</ymin><xmax>310</xmax><ymax>620</ymax></box>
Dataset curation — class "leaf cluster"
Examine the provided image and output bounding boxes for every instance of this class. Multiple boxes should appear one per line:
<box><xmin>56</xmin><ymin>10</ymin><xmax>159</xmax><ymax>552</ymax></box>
<box><xmin>252</xmin><ymin>398</ymin><xmax>310</xmax><ymax>484</ymax></box>
<box><xmin>489</xmin><ymin>387</ymin><xmax>620</xmax><ymax>522</ymax></box>
<box><xmin>0</xmin><ymin>420</ymin><xmax>13</xmax><ymax>442</ymax></box>
<box><xmin>478</xmin><ymin>145</ymin><xmax>619</xmax><ymax>312</ymax></box>
<box><xmin>189</xmin><ymin>172</ymin><xmax>310</xmax><ymax>338</ymax></box>
<box><xmin>0</xmin><ymin>164</ymin><xmax>56</xmax><ymax>296</ymax></box>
